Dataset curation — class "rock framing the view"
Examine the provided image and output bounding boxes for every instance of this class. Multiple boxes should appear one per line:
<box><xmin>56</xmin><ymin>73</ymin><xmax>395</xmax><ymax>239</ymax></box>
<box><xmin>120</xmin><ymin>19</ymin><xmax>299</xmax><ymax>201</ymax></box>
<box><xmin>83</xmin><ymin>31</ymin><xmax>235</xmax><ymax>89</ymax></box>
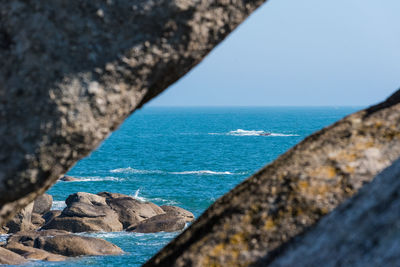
<box><xmin>0</xmin><ymin>0</ymin><xmax>267</xmax><ymax>224</ymax></box>
<box><xmin>144</xmin><ymin>90</ymin><xmax>400</xmax><ymax>266</ymax></box>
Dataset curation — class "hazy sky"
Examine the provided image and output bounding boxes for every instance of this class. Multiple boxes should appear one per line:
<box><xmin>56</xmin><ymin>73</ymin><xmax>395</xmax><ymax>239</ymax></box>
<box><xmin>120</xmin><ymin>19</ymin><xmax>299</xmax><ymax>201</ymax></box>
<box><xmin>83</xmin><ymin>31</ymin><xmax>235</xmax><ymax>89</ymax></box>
<box><xmin>149</xmin><ymin>0</ymin><xmax>400</xmax><ymax>107</ymax></box>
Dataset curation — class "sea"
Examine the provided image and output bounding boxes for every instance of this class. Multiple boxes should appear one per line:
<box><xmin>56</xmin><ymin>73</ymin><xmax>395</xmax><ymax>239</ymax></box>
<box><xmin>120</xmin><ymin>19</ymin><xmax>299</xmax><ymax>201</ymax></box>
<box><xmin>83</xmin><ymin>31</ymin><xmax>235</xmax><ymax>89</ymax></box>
<box><xmin>7</xmin><ymin>107</ymin><xmax>361</xmax><ymax>266</ymax></box>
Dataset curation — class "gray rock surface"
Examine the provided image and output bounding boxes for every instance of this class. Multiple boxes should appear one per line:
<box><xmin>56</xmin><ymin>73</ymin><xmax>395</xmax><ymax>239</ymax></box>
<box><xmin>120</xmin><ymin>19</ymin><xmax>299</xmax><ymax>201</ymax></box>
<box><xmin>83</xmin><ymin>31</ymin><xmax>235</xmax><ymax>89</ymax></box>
<box><xmin>6</xmin><ymin>229</ymin><xmax>123</xmax><ymax>257</ymax></box>
<box><xmin>33</xmin><ymin>194</ymin><xmax>53</xmax><ymax>215</ymax></box>
<box><xmin>5</xmin><ymin>242</ymin><xmax>66</xmax><ymax>262</ymax></box>
<box><xmin>144</xmin><ymin>90</ymin><xmax>400</xmax><ymax>266</ymax></box>
<box><xmin>161</xmin><ymin>205</ymin><xmax>195</xmax><ymax>222</ymax></box>
<box><xmin>265</xmin><ymin>158</ymin><xmax>400</xmax><ymax>266</ymax></box>
<box><xmin>31</xmin><ymin>212</ymin><xmax>46</xmax><ymax>228</ymax></box>
<box><xmin>42</xmin><ymin>210</ymin><xmax>62</xmax><ymax>224</ymax></box>
<box><xmin>127</xmin><ymin>214</ymin><xmax>186</xmax><ymax>233</ymax></box>
<box><xmin>6</xmin><ymin>202</ymin><xmax>34</xmax><ymax>234</ymax></box>
<box><xmin>0</xmin><ymin>0</ymin><xmax>267</xmax><ymax>225</ymax></box>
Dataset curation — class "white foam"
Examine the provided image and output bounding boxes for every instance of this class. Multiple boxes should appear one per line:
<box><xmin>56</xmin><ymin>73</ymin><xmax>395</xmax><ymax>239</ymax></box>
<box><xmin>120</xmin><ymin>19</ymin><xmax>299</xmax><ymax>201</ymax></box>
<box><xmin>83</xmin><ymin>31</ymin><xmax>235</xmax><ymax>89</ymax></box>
<box><xmin>132</xmin><ymin>189</ymin><xmax>147</xmax><ymax>202</ymax></box>
<box><xmin>0</xmin><ymin>234</ymin><xmax>9</xmax><ymax>243</ymax></box>
<box><xmin>52</xmin><ymin>201</ymin><xmax>66</xmax><ymax>210</ymax></box>
<box><xmin>130</xmin><ymin>190</ymin><xmax>179</xmax><ymax>205</ymax></box>
<box><xmin>110</xmin><ymin>167</ymin><xmax>163</xmax><ymax>174</ymax></box>
<box><xmin>171</xmin><ymin>170</ymin><xmax>233</xmax><ymax>175</ymax></box>
<box><xmin>209</xmin><ymin>129</ymin><xmax>299</xmax><ymax>137</ymax></box>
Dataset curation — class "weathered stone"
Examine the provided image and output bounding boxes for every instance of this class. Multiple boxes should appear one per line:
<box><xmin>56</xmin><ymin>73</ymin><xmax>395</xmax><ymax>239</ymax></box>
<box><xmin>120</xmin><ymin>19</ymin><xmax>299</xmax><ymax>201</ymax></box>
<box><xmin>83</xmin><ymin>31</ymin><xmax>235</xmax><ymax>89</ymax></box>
<box><xmin>5</xmin><ymin>242</ymin><xmax>66</xmax><ymax>262</ymax></box>
<box><xmin>127</xmin><ymin>214</ymin><xmax>186</xmax><ymax>233</ymax></box>
<box><xmin>144</xmin><ymin>90</ymin><xmax>400</xmax><ymax>266</ymax></box>
<box><xmin>0</xmin><ymin>0</ymin><xmax>267</xmax><ymax>225</ymax></box>
<box><xmin>65</xmin><ymin>192</ymin><xmax>107</xmax><ymax>207</ymax></box>
<box><xmin>102</xmin><ymin>192</ymin><xmax>164</xmax><ymax>228</ymax></box>
<box><xmin>161</xmin><ymin>205</ymin><xmax>195</xmax><ymax>222</ymax></box>
<box><xmin>262</xmin><ymin>157</ymin><xmax>400</xmax><ymax>266</ymax></box>
<box><xmin>31</xmin><ymin>213</ymin><xmax>46</xmax><ymax>228</ymax></box>
<box><xmin>6</xmin><ymin>202</ymin><xmax>34</xmax><ymax>234</ymax></box>
<box><xmin>42</xmin><ymin>210</ymin><xmax>62</xmax><ymax>224</ymax></box>
<box><xmin>33</xmin><ymin>194</ymin><xmax>53</xmax><ymax>215</ymax></box>
<box><xmin>35</xmin><ymin>235</ymin><xmax>123</xmax><ymax>257</ymax></box>
<box><xmin>0</xmin><ymin>247</ymin><xmax>27</xmax><ymax>265</ymax></box>
<box><xmin>42</xmin><ymin>212</ymin><xmax>123</xmax><ymax>233</ymax></box>
<box><xmin>7</xmin><ymin>230</ymin><xmax>122</xmax><ymax>257</ymax></box>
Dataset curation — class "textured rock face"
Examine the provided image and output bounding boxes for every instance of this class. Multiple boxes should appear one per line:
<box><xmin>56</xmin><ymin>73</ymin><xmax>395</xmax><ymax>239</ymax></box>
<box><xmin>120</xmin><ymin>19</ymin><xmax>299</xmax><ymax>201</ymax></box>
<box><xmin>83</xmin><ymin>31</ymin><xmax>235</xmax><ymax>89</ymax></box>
<box><xmin>144</xmin><ymin>90</ymin><xmax>400</xmax><ymax>266</ymax></box>
<box><xmin>0</xmin><ymin>0</ymin><xmax>267</xmax><ymax>225</ymax></box>
<box><xmin>0</xmin><ymin>247</ymin><xmax>27</xmax><ymax>265</ymax></box>
<box><xmin>127</xmin><ymin>214</ymin><xmax>186</xmax><ymax>233</ymax></box>
<box><xmin>266</xmin><ymin>158</ymin><xmax>400</xmax><ymax>266</ymax></box>
<box><xmin>161</xmin><ymin>205</ymin><xmax>195</xmax><ymax>222</ymax></box>
<box><xmin>6</xmin><ymin>202</ymin><xmax>34</xmax><ymax>233</ymax></box>
<box><xmin>6</xmin><ymin>230</ymin><xmax>123</xmax><ymax>257</ymax></box>
<box><xmin>33</xmin><ymin>194</ymin><xmax>53</xmax><ymax>215</ymax></box>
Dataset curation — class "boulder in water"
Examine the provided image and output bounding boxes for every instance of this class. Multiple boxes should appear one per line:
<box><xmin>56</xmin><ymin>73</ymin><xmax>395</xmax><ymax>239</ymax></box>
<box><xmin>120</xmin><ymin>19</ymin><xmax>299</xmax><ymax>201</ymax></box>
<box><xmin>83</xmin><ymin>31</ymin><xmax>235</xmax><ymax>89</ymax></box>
<box><xmin>0</xmin><ymin>247</ymin><xmax>27</xmax><ymax>265</ymax></box>
<box><xmin>5</xmin><ymin>242</ymin><xmax>66</xmax><ymax>262</ymax></box>
<box><xmin>160</xmin><ymin>205</ymin><xmax>195</xmax><ymax>222</ymax></box>
<box><xmin>127</xmin><ymin>214</ymin><xmax>186</xmax><ymax>233</ymax></box>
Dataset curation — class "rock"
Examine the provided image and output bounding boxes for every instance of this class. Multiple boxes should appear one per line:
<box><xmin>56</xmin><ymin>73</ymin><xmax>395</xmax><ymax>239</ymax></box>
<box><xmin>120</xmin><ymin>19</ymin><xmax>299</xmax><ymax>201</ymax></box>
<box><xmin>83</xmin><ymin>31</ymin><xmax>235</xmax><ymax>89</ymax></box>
<box><xmin>5</xmin><ymin>242</ymin><xmax>66</xmax><ymax>262</ymax></box>
<box><xmin>7</xmin><ymin>230</ymin><xmax>123</xmax><ymax>257</ymax></box>
<box><xmin>0</xmin><ymin>0</ymin><xmax>265</xmax><ymax>226</ymax></box>
<box><xmin>59</xmin><ymin>175</ymin><xmax>79</xmax><ymax>181</ymax></box>
<box><xmin>0</xmin><ymin>247</ymin><xmax>27</xmax><ymax>265</ymax></box>
<box><xmin>127</xmin><ymin>214</ymin><xmax>186</xmax><ymax>233</ymax></box>
<box><xmin>42</xmin><ymin>210</ymin><xmax>62</xmax><ymax>224</ymax></box>
<box><xmin>161</xmin><ymin>206</ymin><xmax>195</xmax><ymax>222</ymax></box>
<box><xmin>66</xmin><ymin>192</ymin><xmax>107</xmax><ymax>206</ymax></box>
<box><xmin>103</xmin><ymin>194</ymin><xmax>165</xmax><ymax>229</ymax></box>
<box><xmin>31</xmin><ymin>213</ymin><xmax>46</xmax><ymax>228</ymax></box>
<box><xmin>42</xmin><ymin>193</ymin><xmax>122</xmax><ymax>232</ymax></box>
<box><xmin>144</xmin><ymin>90</ymin><xmax>400</xmax><ymax>266</ymax></box>
<box><xmin>33</xmin><ymin>194</ymin><xmax>53</xmax><ymax>215</ymax></box>
<box><xmin>266</xmin><ymin>158</ymin><xmax>400</xmax><ymax>266</ymax></box>
<box><xmin>6</xmin><ymin>202</ymin><xmax>35</xmax><ymax>234</ymax></box>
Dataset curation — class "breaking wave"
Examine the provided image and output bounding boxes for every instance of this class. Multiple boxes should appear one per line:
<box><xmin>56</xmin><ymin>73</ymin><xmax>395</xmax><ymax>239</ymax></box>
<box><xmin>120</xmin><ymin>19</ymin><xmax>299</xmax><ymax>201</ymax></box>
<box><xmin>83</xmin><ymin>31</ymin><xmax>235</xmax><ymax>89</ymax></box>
<box><xmin>52</xmin><ymin>201</ymin><xmax>66</xmax><ymax>210</ymax></box>
<box><xmin>110</xmin><ymin>168</ymin><xmax>243</xmax><ymax>176</ymax></box>
<box><xmin>209</xmin><ymin>129</ymin><xmax>299</xmax><ymax>137</ymax></box>
<box><xmin>110</xmin><ymin>167</ymin><xmax>163</xmax><ymax>174</ymax></box>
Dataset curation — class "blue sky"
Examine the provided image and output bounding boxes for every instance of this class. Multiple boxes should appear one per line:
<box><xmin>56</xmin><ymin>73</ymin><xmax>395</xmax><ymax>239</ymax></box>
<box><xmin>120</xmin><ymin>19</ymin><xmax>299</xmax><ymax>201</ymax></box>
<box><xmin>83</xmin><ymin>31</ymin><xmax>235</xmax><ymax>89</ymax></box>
<box><xmin>149</xmin><ymin>0</ymin><xmax>400</xmax><ymax>107</ymax></box>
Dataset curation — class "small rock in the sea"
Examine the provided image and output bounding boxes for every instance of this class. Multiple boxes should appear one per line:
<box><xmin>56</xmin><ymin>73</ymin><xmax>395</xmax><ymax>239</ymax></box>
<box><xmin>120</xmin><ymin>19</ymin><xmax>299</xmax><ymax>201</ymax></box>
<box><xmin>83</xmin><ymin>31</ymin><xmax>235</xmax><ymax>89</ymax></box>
<box><xmin>127</xmin><ymin>214</ymin><xmax>186</xmax><ymax>233</ymax></box>
<box><xmin>59</xmin><ymin>175</ymin><xmax>79</xmax><ymax>181</ymax></box>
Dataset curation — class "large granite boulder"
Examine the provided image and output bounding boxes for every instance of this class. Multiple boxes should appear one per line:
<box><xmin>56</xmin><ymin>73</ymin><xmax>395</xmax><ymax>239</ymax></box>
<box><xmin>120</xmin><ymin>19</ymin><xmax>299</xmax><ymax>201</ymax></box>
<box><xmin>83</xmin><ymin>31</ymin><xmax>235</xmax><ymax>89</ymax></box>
<box><xmin>42</xmin><ymin>193</ymin><xmax>122</xmax><ymax>232</ymax></box>
<box><xmin>144</xmin><ymin>90</ymin><xmax>400</xmax><ymax>266</ymax></box>
<box><xmin>127</xmin><ymin>214</ymin><xmax>186</xmax><ymax>233</ymax></box>
<box><xmin>98</xmin><ymin>192</ymin><xmax>165</xmax><ymax>228</ymax></box>
<box><xmin>5</xmin><ymin>242</ymin><xmax>66</xmax><ymax>262</ymax></box>
<box><xmin>33</xmin><ymin>194</ymin><xmax>53</xmax><ymax>215</ymax></box>
<box><xmin>0</xmin><ymin>0</ymin><xmax>266</xmax><ymax>226</ymax></box>
<box><xmin>0</xmin><ymin>247</ymin><xmax>27</xmax><ymax>265</ymax></box>
<box><xmin>161</xmin><ymin>205</ymin><xmax>195</xmax><ymax>222</ymax></box>
<box><xmin>6</xmin><ymin>202</ymin><xmax>35</xmax><ymax>234</ymax></box>
<box><xmin>7</xmin><ymin>230</ymin><xmax>123</xmax><ymax>257</ymax></box>
<box><xmin>31</xmin><ymin>213</ymin><xmax>46</xmax><ymax>228</ymax></box>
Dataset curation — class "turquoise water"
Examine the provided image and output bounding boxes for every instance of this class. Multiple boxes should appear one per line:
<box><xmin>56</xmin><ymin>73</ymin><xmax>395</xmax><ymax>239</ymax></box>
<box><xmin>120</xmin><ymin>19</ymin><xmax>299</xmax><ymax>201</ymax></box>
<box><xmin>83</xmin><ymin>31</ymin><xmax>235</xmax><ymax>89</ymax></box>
<box><xmin>44</xmin><ymin>107</ymin><xmax>360</xmax><ymax>266</ymax></box>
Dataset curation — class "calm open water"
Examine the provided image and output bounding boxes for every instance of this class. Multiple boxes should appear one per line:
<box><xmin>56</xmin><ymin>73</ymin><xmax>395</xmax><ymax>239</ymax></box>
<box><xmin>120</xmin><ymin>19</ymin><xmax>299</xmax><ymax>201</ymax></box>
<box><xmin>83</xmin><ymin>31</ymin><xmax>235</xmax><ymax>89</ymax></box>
<box><xmin>29</xmin><ymin>107</ymin><xmax>360</xmax><ymax>266</ymax></box>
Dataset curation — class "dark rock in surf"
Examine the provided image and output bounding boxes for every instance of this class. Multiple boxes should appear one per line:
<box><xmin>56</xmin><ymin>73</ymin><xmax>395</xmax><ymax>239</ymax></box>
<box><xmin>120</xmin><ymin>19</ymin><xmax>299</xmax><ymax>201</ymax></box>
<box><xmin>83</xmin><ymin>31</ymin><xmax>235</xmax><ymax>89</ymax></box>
<box><xmin>42</xmin><ymin>210</ymin><xmax>62</xmax><ymax>224</ymax></box>
<box><xmin>160</xmin><ymin>205</ymin><xmax>195</xmax><ymax>222</ymax></box>
<box><xmin>127</xmin><ymin>214</ymin><xmax>186</xmax><ymax>233</ymax></box>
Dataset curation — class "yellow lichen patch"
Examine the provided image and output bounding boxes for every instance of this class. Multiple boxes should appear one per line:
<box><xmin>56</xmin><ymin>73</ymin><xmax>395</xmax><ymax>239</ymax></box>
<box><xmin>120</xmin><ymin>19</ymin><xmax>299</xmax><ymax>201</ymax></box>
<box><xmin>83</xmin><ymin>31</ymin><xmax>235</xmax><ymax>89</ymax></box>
<box><xmin>298</xmin><ymin>180</ymin><xmax>309</xmax><ymax>190</ymax></box>
<box><xmin>309</xmin><ymin>166</ymin><xmax>336</xmax><ymax>179</ymax></box>
<box><xmin>344</xmin><ymin>165</ymin><xmax>355</xmax><ymax>174</ymax></box>
<box><xmin>264</xmin><ymin>218</ymin><xmax>275</xmax><ymax>231</ymax></box>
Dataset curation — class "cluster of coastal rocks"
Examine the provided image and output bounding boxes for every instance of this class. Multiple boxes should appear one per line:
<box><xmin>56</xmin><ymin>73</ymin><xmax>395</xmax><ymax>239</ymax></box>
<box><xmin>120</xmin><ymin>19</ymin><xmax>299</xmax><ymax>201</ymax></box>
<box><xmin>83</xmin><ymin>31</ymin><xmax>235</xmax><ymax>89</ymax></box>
<box><xmin>0</xmin><ymin>191</ymin><xmax>194</xmax><ymax>264</ymax></box>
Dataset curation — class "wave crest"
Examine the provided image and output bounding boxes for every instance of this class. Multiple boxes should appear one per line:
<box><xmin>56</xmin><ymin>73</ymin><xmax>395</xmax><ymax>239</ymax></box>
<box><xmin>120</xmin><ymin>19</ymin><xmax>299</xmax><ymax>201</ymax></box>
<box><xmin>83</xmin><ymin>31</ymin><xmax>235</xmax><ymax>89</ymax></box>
<box><xmin>210</xmin><ymin>129</ymin><xmax>299</xmax><ymax>137</ymax></box>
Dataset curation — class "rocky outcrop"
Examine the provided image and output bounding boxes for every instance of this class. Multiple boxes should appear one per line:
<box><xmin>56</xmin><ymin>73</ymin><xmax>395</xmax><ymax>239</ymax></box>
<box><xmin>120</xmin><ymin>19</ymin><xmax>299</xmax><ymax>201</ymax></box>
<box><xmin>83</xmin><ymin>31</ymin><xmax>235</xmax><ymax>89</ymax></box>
<box><xmin>127</xmin><ymin>214</ymin><xmax>186</xmax><ymax>233</ymax></box>
<box><xmin>59</xmin><ymin>176</ymin><xmax>79</xmax><ymax>182</ymax></box>
<box><xmin>0</xmin><ymin>0</ymin><xmax>267</xmax><ymax>226</ymax></box>
<box><xmin>161</xmin><ymin>205</ymin><xmax>195</xmax><ymax>222</ymax></box>
<box><xmin>33</xmin><ymin>194</ymin><xmax>53</xmax><ymax>215</ymax></box>
<box><xmin>263</xmin><ymin>158</ymin><xmax>400</xmax><ymax>266</ymax></box>
<box><xmin>6</xmin><ymin>229</ymin><xmax>123</xmax><ymax>258</ymax></box>
<box><xmin>42</xmin><ymin>210</ymin><xmax>62</xmax><ymax>224</ymax></box>
<box><xmin>30</xmin><ymin>213</ymin><xmax>46</xmax><ymax>228</ymax></box>
<box><xmin>42</xmin><ymin>193</ymin><xmax>123</xmax><ymax>232</ymax></box>
<box><xmin>144</xmin><ymin>90</ymin><xmax>400</xmax><ymax>266</ymax></box>
<box><xmin>0</xmin><ymin>247</ymin><xmax>27</xmax><ymax>265</ymax></box>
<box><xmin>6</xmin><ymin>202</ymin><xmax>34</xmax><ymax>234</ymax></box>
<box><xmin>100</xmin><ymin>192</ymin><xmax>165</xmax><ymax>228</ymax></box>
<box><xmin>5</xmin><ymin>242</ymin><xmax>66</xmax><ymax>262</ymax></box>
